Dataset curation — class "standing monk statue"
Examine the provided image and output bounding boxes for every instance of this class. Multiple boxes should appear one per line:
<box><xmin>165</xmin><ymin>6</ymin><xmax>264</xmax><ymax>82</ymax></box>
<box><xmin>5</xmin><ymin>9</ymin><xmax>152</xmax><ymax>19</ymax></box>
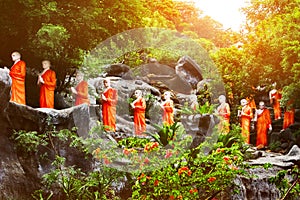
<box><xmin>160</xmin><ymin>91</ymin><xmax>174</xmax><ymax>126</ymax></box>
<box><xmin>269</xmin><ymin>88</ymin><xmax>282</xmax><ymax>120</ymax></box>
<box><xmin>4</xmin><ymin>51</ymin><xmax>26</xmax><ymax>105</ymax></box>
<box><xmin>101</xmin><ymin>79</ymin><xmax>118</xmax><ymax>132</ymax></box>
<box><xmin>131</xmin><ymin>90</ymin><xmax>146</xmax><ymax>135</ymax></box>
<box><xmin>216</xmin><ymin>95</ymin><xmax>230</xmax><ymax>134</ymax></box>
<box><xmin>239</xmin><ymin>99</ymin><xmax>253</xmax><ymax>144</ymax></box>
<box><xmin>37</xmin><ymin>60</ymin><xmax>56</xmax><ymax>108</ymax></box>
<box><xmin>255</xmin><ymin>101</ymin><xmax>272</xmax><ymax>149</ymax></box>
<box><xmin>71</xmin><ymin>71</ymin><xmax>90</xmax><ymax>106</ymax></box>
<box><xmin>283</xmin><ymin>100</ymin><xmax>295</xmax><ymax>130</ymax></box>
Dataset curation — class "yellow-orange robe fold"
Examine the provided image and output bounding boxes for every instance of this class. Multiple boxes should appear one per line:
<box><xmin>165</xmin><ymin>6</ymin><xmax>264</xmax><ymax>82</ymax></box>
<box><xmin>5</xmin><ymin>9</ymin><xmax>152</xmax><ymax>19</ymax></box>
<box><xmin>217</xmin><ymin>103</ymin><xmax>230</xmax><ymax>133</ymax></box>
<box><xmin>283</xmin><ymin>109</ymin><xmax>295</xmax><ymax>130</ymax></box>
<box><xmin>133</xmin><ymin>98</ymin><xmax>146</xmax><ymax>135</ymax></box>
<box><xmin>40</xmin><ymin>69</ymin><xmax>56</xmax><ymax>108</ymax></box>
<box><xmin>9</xmin><ymin>60</ymin><xmax>26</xmax><ymax>105</ymax></box>
<box><xmin>75</xmin><ymin>81</ymin><xmax>90</xmax><ymax>106</ymax></box>
<box><xmin>271</xmin><ymin>92</ymin><xmax>282</xmax><ymax>120</ymax></box>
<box><xmin>241</xmin><ymin>105</ymin><xmax>253</xmax><ymax>144</ymax></box>
<box><xmin>102</xmin><ymin>87</ymin><xmax>117</xmax><ymax>131</ymax></box>
<box><xmin>256</xmin><ymin>108</ymin><xmax>271</xmax><ymax>147</ymax></box>
<box><xmin>162</xmin><ymin>100</ymin><xmax>174</xmax><ymax>126</ymax></box>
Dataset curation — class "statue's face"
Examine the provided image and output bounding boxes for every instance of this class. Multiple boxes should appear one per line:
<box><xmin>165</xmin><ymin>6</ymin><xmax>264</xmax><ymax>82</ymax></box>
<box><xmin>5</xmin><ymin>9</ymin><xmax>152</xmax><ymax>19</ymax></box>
<box><xmin>218</xmin><ymin>96</ymin><xmax>225</xmax><ymax>103</ymax></box>
<box><xmin>259</xmin><ymin>103</ymin><xmax>265</xmax><ymax>108</ymax></box>
<box><xmin>42</xmin><ymin>61</ymin><xmax>51</xmax><ymax>69</ymax></box>
<box><xmin>241</xmin><ymin>100</ymin><xmax>247</xmax><ymax>106</ymax></box>
<box><xmin>134</xmin><ymin>90</ymin><xmax>141</xmax><ymax>98</ymax></box>
<box><xmin>103</xmin><ymin>80</ymin><xmax>110</xmax><ymax>88</ymax></box>
<box><xmin>164</xmin><ymin>92</ymin><xmax>171</xmax><ymax>99</ymax></box>
<box><xmin>76</xmin><ymin>73</ymin><xmax>83</xmax><ymax>82</ymax></box>
<box><xmin>11</xmin><ymin>52</ymin><xmax>20</xmax><ymax>61</ymax></box>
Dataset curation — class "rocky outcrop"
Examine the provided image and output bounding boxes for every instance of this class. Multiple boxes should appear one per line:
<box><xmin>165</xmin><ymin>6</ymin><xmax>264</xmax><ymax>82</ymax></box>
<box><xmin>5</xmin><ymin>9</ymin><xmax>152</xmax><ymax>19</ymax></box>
<box><xmin>247</xmin><ymin>145</ymin><xmax>300</xmax><ymax>168</ymax></box>
<box><xmin>233</xmin><ymin>167</ymin><xmax>281</xmax><ymax>200</ymax></box>
<box><xmin>0</xmin><ymin>70</ymin><xmax>92</xmax><ymax>199</ymax></box>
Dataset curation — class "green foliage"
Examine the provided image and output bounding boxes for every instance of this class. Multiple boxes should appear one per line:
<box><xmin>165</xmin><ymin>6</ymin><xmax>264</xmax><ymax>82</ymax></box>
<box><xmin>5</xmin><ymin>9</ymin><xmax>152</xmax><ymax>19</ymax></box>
<box><xmin>195</xmin><ymin>101</ymin><xmax>216</xmax><ymax>115</ymax></box>
<box><xmin>12</xmin><ymin>125</ymin><xmax>125</xmax><ymax>200</ymax></box>
<box><xmin>146</xmin><ymin>122</ymin><xmax>181</xmax><ymax>146</ymax></box>
<box><xmin>11</xmin><ymin>130</ymin><xmax>48</xmax><ymax>153</ymax></box>
<box><xmin>179</xmin><ymin>101</ymin><xmax>216</xmax><ymax>115</ymax></box>
<box><xmin>118</xmin><ymin>137</ymin><xmax>150</xmax><ymax>148</ymax></box>
<box><xmin>93</xmin><ymin>122</ymin><xmax>192</xmax><ymax>173</ymax></box>
<box><xmin>269</xmin><ymin>166</ymin><xmax>300</xmax><ymax>200</ymax></box>
<box><xmin>132</xmin><ymin>141</ymin><xmax>246</xmax><ymax>200</ymax></box>
<box><xmin>39</xmin><ymin>155</ymin><xmax>124</xmax><ymax>200</ymax></box>
<box><xmin>263</xmin><ymin>163</ymin><xmax>273</xmax><ymax>170</ymax></box>
<box><xmin>217</xmin><ymin>124</ymin><xmax>245</xmax><ymax>149</ymax></box>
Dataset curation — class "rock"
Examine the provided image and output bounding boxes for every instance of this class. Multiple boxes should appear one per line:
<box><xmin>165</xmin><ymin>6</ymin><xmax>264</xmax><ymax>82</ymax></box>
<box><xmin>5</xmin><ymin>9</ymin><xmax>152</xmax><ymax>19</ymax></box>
<box><xmin>175</xmin><ymin>56</ymin><xmax>203</xmax><ymax>89</ymax></box>
<box><xmin>0</xmin><ymin>122</ymin><xmax>40</xmax><ymax>200</ymax></box>
<box><xmin>54</xmin><ymin>93</ymin><xmax>71</xmax><ymax>109</ymax></box>
<box><xmin>232</xmin><ymin>167</ymin><xmax>281</xmax><ymax>200</ymax></box>
<box><xmin>181</xmin><ymin>114</ymin><xmax>218</xmax><ymax>149</ymax></box>
<box><xmin>104</xmin><ymin>63</ymin><xmax>133</xmax><ymax>79</ymax></box>
<box><xmin>247</xmin><ymin>145</ymin><xmax>300</xmax><ymax>168</ymax></box>
<box><xmin>133</xmin><ymin>62</ymin><xmax>193</xmax><ymax>94</ymax></box>
<box><xmin>5</xmin><ymin>102</ymin><xmax>90</xmax><ymax>137</ymax></box>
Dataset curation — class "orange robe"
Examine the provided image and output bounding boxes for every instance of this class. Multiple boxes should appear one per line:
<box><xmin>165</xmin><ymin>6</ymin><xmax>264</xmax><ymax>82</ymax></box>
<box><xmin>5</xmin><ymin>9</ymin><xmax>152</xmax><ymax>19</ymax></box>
<box><xmin>256</xmin><ymin>108</ymin><xmax>271</xmax><ymax>147</ymax></box>
<box><xmin>75</xmin><ymin>81</ymin><xmax>90</xmax><ymax>106</ymax></box>
<box><xmin>102</xmin><ymin>87</ymin><xmax>117</xmax><ymax>131</ymax></box>
<box><xmin>133</xmin><ymin>97</ymin><xmax>146</xmax><ymax>135</ymax></box>
<box><xmin>162</xmin><ymin>100</ymin><xmax>174</xmax><ymax>126</ymax></box>
<box><xmin>283</xmin><ymin>109</ymin><xmax>295</xmax><ymax>130</ymax></box>
<box><xmin>241</xmin><ymin>105</ymin><xmax>253</xmax><ymax>144</ymax></box>
<box><xmin>247</xmin><ymin>97</ymin><xmax>256</xmax><ymax>110</ymax></box>
<box><xmin>271</xmin><ymin>92</ymin><xmax>282</xmax><ymax>120</ymax></box>
<box><xmin>9</xmin><ymin>60</ymin><xmax>26</xmax><ymax>105</ymax></box>
<box><xmin>39</xmin><ymin>69</ymin><xmax>56</xmax><ymax>108</ymax></box>
<box><xmin>217</xmin><ymin>103</ymin><xmax>230</xmax><ymax>133</ymax></box>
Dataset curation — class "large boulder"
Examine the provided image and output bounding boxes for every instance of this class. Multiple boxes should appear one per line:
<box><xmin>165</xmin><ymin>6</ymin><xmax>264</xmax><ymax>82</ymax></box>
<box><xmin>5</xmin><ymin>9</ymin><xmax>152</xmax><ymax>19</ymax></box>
<box><xmin>104</xmin><ymin>63</ymin><xmax>134</xmax><ymax>79</ymax></box>
<box><xmin>134</xmin><ymin>62</ymin><xmax>193</xmax><ymax>94</ymax></box>
<box><xmin>233</xmin><ymin>167</ymin><xmax>281</xmax><ymax>200</ymax></box>
<box><xmin>175</xmin><ymin>56</ymin><xmax>203</xmax><ymax>89</ymax></box>
<box><xmin>5</xmin><ymin>102</ymin><xmax>90</xmax><ymax>137</ymax></box>
<box><xmin>0</xmin><ymin>70</ymin><xmax>92</xmax><ymax>199</ymax></box>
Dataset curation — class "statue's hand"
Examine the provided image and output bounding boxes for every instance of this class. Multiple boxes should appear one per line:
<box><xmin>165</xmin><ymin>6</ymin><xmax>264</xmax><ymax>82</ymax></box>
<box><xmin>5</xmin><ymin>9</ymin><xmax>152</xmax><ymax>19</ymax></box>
<box><xmin>3</xmin><ymin>66</ymin><xmax>10</xmax><ymax>72</ymax></box>
<box><xmin>71</xmin><ymin>87</ymin><xmax>77</xmax><ymax>94</ymax></box>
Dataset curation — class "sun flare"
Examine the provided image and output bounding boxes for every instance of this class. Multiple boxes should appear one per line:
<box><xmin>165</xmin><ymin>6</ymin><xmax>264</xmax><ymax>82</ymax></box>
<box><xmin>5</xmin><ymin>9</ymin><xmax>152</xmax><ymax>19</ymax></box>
<box><xmin>182</xmin><ymin>0</ymin><xmax>249</xmax><ymax>31</ymax></box>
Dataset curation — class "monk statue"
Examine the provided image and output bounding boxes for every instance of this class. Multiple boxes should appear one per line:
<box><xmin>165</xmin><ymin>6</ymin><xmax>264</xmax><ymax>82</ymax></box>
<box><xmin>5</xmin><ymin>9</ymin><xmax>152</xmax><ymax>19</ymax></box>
<box><xmin>71</xmin><ymin>71</ymin><xmax>90</xmax><ymax>106</ymax></box>
<box><xmin>269</xmin><ymin>88</ymin><xmax>282</xmax><ymax>120</ymax></box>
<box><xmin>238</xmin><ymin>99</ymin><xmax>253</xmax><ymax>144</ymax></box>
<box><xmin>101</xmin><ymin>78</ymin><xmax>118</xmax><ymax>132</ymax></box>
<box><xmin>131</xmin><ymin>90</ymin><xmax>146</xmax><ymax>135</ymax></box>
<box><xmin>283</xmin><ymin>100</ymin><xmax>295</xmax><ymax>130</ymax></box>
<box><xmin>255</xmin><ymin>101</ymin><xmax>272</xmax><ymax>149</ymax></box>
<box><xmin>216</xmin><ymin>95</ymin><xmax>230</xmax><ymax>134</ymax></box>
<box><xmin>4</xmin><ymin>51</ymin><xmax>26</xmax><ymax>105</ymax></box>
<box><xmin>160</xmin><ymin>91</ymin><xmax>174</xmax><ymax>126</ymax></box>
<box><xmin>37</xmin><ymin>60</ymin><xmax>56</xmax><ymax>108</ymax></box>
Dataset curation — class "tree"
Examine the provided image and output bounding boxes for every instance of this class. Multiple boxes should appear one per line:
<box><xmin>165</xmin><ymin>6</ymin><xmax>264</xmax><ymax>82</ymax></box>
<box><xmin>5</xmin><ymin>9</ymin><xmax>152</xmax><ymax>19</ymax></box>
<box><xmin>242</xmin><ymin>0</ymin><xmax>300</xmax><ymax>106</ymax></box>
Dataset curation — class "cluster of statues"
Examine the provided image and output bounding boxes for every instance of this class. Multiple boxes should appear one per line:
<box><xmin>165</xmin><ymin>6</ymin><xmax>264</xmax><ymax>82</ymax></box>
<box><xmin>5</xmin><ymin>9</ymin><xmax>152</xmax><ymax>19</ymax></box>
<box><xmin>1</xmin><ymin>51</ymin><xmax>175</xmax><ymax>136</ymax></box>
<box><xmin>3</xmin><ymin>51</ymin><xmax>89</xmax><ymax>109</ymax></box>
<box><xmin>102</xmin><ymin>84</ymin><xmax>175</xmax><ymax>135</ymax></box>
<box><xmin>2</xmin><ymin>51</ymin><xmax>295</xmax><ymax>146</ymax></box>
<box><xmin>217</xmin><ymin>89</ymin><xmax>295</xmax><ymax>149</ymax></box>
